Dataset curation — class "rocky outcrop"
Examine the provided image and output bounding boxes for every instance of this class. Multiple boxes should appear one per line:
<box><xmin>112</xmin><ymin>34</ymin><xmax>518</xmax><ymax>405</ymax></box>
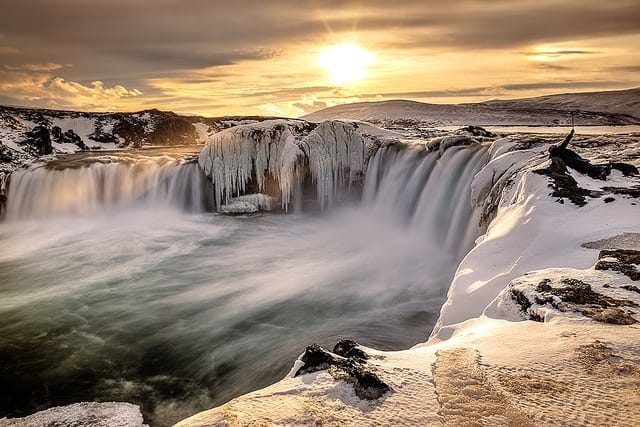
<box><xmin>595</xmin><ymin>249</ymin><xmax>640</xmax><ymax>281</ymax></box>
<box><xmin>294</xmin><ymin>340</ymin><xmax>390</xmax><ymax>400</ymax></box>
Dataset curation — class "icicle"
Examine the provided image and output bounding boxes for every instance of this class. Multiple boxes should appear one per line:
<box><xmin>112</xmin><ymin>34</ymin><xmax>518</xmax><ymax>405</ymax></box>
<box><xmin>198</xmin><ymin>120</ymin><xmax>375</xmax><ymax>211</ymax></box>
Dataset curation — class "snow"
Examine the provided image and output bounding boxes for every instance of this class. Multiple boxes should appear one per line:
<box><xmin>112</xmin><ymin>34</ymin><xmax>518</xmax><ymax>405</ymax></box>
<box><xmin>178</xmin><ymin>132</ymin><xmax>640</xmax><ymax>426</ymax></box>
<box><xmin>51</xmin><ymin>116</ymin><xmax>98</xmax><ymax>142</ymax></box>
<box><xmin>0</xmin><ymin>402</ymin><xmax>147</xmax><ymax>427</ymax></box>
<box><xmin>193</xmin><ymin>122</ymin><xmax>213</xmax><ymax>143</ymax></box>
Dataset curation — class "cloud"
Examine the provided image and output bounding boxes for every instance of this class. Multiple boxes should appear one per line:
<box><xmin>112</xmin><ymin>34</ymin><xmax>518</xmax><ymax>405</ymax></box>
<box><xmin>534</xmin><ymin>63</ymin><xmax>573</xmax><ymax>71</ymax></box>
<box><xmin>0</xmin><ymin>65</ymin><xmax>143</xmax><ymax>110</ymax></box>
<box><xmin>4</xmin><ymin>62</ymin><xmax>66</xmax><ymax>72</ymax></box>
<box><xmin>256</xmin><ymin>103</ymin><xmax>285</xmax><ymax>115</ymax></box>
<box><xmin>0</xmin><ymin>46</ymin><xmax>20</xmax><ymax>55</ymax></box>
<box><xmin>520</xmin><ymin>50</ymin><xmax>599</xmax><ymax>57</ymax></box>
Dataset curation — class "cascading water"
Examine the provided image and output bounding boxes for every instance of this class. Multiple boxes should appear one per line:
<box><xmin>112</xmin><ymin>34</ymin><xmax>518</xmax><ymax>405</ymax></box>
<box><xmin>4</xmin><ymin>152</ymin><xmax>211</xmax><ymax>219</ymax></box>
<box><xmin>0</xmin><ymin>128</ymin><xmax>489</xmax><ymax>426</ymax></box>
<box><xmin>363</xmin><ymin>143</ymin><xmax>488</xmax><ymax>258</ymax></box>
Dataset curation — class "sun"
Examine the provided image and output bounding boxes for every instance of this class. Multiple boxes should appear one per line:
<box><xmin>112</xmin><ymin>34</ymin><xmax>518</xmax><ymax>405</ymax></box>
<box><xmin>319</xmin><ymin>43</ymin><xmax>373</xmax><ymax>85</ymax></box>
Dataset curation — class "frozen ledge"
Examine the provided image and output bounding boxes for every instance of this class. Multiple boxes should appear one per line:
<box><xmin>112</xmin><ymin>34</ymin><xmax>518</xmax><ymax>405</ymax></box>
<box><xmin>178</xmin><ymin>134</ymin><xmax>640</xmax><ymax>426</ymax></box>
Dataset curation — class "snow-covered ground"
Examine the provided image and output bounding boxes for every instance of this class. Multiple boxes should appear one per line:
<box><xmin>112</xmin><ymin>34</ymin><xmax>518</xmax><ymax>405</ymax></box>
<box><xmin>0</xmin><ymin>402</ymin><xmax>147</xmax><ymax>427</ymax></box>
<box><xmin>177</xmin><ymin>132</ymin><xmax>640</xmax><ymax>426</ymax></box>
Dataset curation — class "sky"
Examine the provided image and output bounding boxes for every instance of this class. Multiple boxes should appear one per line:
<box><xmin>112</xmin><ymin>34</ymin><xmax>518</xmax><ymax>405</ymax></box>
<box><xmin>0</xmin><ymin>0</ymin><xmax>638</xmax><ymax>117</ymax></box>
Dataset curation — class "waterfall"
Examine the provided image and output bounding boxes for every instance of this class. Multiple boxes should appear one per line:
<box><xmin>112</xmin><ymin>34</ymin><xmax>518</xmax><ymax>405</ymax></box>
<box><xmin>5</xmin><ymin>159</ymin><xmax>210</xmax><ymax>220</ymax></box>
<box><xmin>362</xmin><ymin>143</ymin><xmax>488</xmax><ymax>258</ymax></box>
<box><xmin>4</xmin><ymin>122</ymin><xmax>489</xmax><ymax>250</ymax></box>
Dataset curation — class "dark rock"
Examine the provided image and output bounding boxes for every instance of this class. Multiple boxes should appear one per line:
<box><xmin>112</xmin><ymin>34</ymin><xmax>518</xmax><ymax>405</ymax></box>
<box><xmin>113</xmin><ymin>119</ymin><xmax>146</xmax><ymax>148</ymax></box>
<box><xmin>611</xmin><ymin>162</ymin><xmax>639</xmax><ymax>177</ymax></box>
<box><xmin>24</xmin><ymin>125</ymin><xmax>52</xmax><ymax>155</ymax></box>
<box><xmin>511</xmin><ymin>288</ymin><xmax>545</xmax><ymax>322</ymax></box>
<box><xmin>601</xmin><ymin>186</ymin><xmax>640</xmax><ymax>199</ymax></box>
<box><xmin>333</xmin><ymin>339</ymin><xmax>369</xmax><ymax>362</ymax></box>
<box><xmin>296</xmin><ymin>343</ymin><xmax>340</xmax><ymax>376</ymax></box>
<box><xmin>331</xmin><ymin>365</ymin><xmax>390</xmax><ymax>400</ymax></box>
<box><xmin>294</xmin><ymin>342</ymin><xmax>390</xmax><ymax>400</ymax></box>
<box><xmin>533</xmin><ymin>157</ymin><xmax>592</xmax><ymax>206</ymax></box>
<box><xmin>582</xmin><ymin>307</ymin><xmax>637</xmax><ymax>325</ymax></box>
<box><xmin>595</xmin><ymin>250</ymin><xmax>640</xmax><ymax>281</ymax></box>
<box><xmin>548</xmin><ymin>144</ymin><xmax>611</xmax><ymax>180</ymax></box>
<box><xmin>515</xmin><ymin>277</ymin><xmax>638</xmax><ymax>325</ymax></box>
<box><xmin>604</xmin><ymin>197</ymin><xmax>615</xmax><ymax>203</ymax></box>
<box><xmin>148</xmin><ymin>117</ymin><xmax>197</xmax><ymax>146</ymax></box>
<box><xmin>457</xmin><ymin>125</ymin><xmax>495</xmax><ymax>138</ymax></box>
<box><xmin>549</xmin><ymin>278</ymin><xmax>638</xmax><ymax>308</ymax></box>
<box><xmin>621</xmin><ymin>284</ymin><xmax>640</xmax><ymax>294</ymax></box>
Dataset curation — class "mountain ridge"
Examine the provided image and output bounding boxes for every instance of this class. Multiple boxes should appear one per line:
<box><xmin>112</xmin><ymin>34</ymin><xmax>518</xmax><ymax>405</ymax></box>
<box><xmin>303</xmin><ymin>87</ymin><xmax>640</xmax><ymax>125</ymax></box>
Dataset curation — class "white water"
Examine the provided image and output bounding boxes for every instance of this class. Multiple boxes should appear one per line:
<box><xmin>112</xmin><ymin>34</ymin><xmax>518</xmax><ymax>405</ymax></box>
<box><xmin>0</xmin><ymin>140</ymin><xmax>488</xmax><ymax>426</ymax></box>
<box><xmin>5</xmin><ymin>154</ymin><xmax>209</xmax><ymax>219</ymax></box>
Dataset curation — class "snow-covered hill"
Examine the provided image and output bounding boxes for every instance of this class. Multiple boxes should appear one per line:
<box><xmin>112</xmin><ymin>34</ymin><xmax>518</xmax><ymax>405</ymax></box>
<box><xmin>485</xmin><ymin>87</ymin><xmax>640</xmax><ymax>119</ymax></box>
<box><xmin>303</xmin><ymin>87</ymin><xmax>640</xmax><ymax>126</ymax></box>
<box><xmin>0</xmin><ymin>106</ymin><xmax>278</xmax><ymax>172</ymax></box>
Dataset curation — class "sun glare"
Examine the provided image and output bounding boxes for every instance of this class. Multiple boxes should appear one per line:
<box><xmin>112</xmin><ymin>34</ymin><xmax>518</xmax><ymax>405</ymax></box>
<box><xmin>319</xmin><ymin>43</ymin><xmax>373</xmax><ymax>85</ymax></box>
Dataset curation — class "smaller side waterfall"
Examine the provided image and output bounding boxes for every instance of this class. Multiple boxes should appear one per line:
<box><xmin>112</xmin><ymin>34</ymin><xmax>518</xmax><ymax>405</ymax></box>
<box><xmin>362</xmin><ymin>143</ymin><xmax>489</xmax><ymax>258</ymax></box>
<box><xmin>5</xmin><ymin>159</ymin><xmax>210</xmax><ymax>220</ymax></box>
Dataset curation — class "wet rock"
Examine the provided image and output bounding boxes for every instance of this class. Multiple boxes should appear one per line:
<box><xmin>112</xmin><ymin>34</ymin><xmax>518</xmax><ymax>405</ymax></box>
<box><xmin>595</xmin><ymin>250</ymin><xmax>640</xmax><ymax>281</ymax></box>
<box><xmin>294</xmin><ymin>342</ymin><xmax>390</xmax><ymax>400</ymax></box>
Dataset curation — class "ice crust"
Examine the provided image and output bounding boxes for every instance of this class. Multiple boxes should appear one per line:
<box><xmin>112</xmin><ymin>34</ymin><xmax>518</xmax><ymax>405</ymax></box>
<box><xmin>198</xmin><ymin>120</ymin><xmax>393</xmax><ymax>211</ymax></box>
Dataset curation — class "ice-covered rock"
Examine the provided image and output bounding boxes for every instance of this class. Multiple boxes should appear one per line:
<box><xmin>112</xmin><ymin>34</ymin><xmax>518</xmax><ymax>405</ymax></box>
<box><xmin>198</xmin><ymin>119</ymin><xmax>398</xmax><ymax>211</ymax></box>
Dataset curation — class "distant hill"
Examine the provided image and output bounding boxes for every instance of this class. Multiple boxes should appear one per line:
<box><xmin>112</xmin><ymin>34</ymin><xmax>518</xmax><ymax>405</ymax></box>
<box><xmin>303</xmin><ymin>88</ymin><xmax>640</xmax><ymax>126</ymax></box>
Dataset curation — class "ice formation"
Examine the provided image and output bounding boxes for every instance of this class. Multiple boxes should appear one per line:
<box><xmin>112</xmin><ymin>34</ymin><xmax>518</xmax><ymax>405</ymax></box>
<box><xmin>198</xmin><ymin>120</ymin><xmax>387</xmax><ymax>211</ymax></box>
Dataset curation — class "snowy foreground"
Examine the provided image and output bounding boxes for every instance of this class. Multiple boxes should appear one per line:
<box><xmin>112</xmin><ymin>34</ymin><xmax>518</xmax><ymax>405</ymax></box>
<box><xmin>177</xmin><ymin>134</ymin><xmax>640</xmax><ymax>425</ymax></box>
